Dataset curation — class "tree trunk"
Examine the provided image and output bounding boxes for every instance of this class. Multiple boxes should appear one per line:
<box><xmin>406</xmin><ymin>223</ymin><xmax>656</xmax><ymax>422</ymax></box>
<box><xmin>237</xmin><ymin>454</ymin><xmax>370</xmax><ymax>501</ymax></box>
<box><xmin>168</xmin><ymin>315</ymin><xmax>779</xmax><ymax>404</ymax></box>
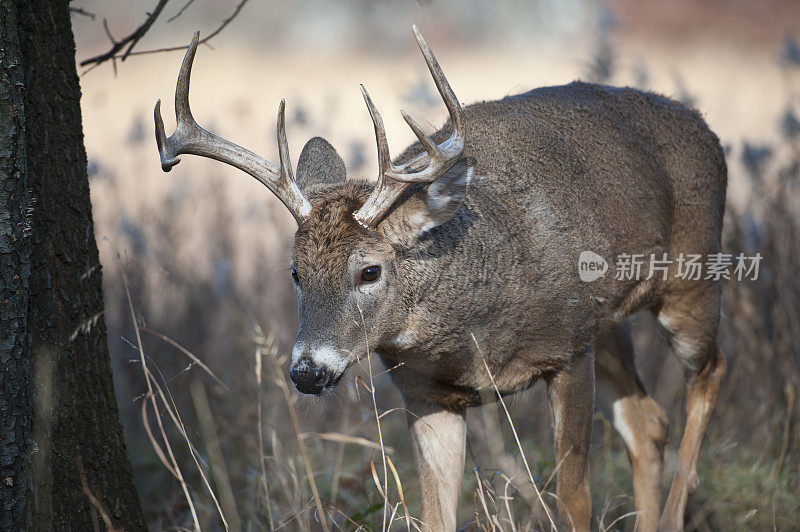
<box><xmin>0</xmin><ymin>1</ymin><xmax>146</xmax><ymax>530</ymax></box>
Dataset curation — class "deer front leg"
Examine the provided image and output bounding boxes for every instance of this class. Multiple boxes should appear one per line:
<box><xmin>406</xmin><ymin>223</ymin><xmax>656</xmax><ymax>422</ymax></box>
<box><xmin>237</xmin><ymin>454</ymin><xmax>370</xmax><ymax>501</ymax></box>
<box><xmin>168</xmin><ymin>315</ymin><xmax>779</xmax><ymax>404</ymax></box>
<box><xmin>546</xmin><ymin>351</ymin><xmax>594</xmax><ymax>531</ymax></box>
<box><xmin>405</xmin><ymin>398</ymin><xmax>467</xmax><ymax>531</ymax></box>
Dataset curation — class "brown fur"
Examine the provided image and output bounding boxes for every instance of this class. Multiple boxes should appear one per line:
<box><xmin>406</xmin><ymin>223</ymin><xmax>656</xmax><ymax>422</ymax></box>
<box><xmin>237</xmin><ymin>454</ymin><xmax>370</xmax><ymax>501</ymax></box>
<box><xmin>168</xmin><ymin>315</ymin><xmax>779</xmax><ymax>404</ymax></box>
<box><xmin>293</xmin><ymin>181</ymin><xmax>373</xmax><ymax>292</ymax></box>
<box><xmin>159</xmin><ymin>72</ymin><xmax>727</xmax><ymax>529</ymax></box>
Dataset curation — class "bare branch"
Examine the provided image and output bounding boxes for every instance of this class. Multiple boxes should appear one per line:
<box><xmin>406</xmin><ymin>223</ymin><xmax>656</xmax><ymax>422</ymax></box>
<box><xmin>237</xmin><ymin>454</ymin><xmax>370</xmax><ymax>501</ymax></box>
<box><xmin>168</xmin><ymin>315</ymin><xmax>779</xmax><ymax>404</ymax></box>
<box><xmin>80</xmin><ymin>0</ymin><xmax>171</xmax><ymax>67</ymax></box>
<box><xmin>167</xmin><ymin>0</ymin><xmax>196</xmax><ymax>23</ymax></box>
<box><xmin>80</xmin><ymin>0</ymin><xmax>250</xmax><ymax>69</ymax></box>
<box><xmin>102</xmin><ymin>18</ymin><xmax>115</xmax><ymax>43</ymax></box>
<box><xmin>69</xmin><ymin>7</ymin><xmax>96</xmax><ymax>20</ymax></box>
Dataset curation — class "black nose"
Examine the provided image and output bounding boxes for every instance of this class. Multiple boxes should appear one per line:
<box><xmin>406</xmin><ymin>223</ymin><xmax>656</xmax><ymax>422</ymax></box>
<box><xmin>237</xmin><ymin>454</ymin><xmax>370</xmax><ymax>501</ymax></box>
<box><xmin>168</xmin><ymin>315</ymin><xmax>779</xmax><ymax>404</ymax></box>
<box><xmin>290</xmin><ymin>364</ymin><xmax>330</xmax><ymax>395</ymax></box>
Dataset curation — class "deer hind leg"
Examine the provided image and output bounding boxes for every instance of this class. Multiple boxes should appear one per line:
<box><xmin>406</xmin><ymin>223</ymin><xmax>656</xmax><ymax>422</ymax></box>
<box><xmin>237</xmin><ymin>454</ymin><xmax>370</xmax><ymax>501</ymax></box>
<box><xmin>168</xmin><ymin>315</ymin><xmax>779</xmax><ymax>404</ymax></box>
<box><xmin>595</xmin><ymin>323</ymin><xmax>669</xmax><ymax>532</ymax></box>
<box><xmin>656</xmin><ymin>290</ymin><xmax>727</xmax><ymax>532</ymax></box>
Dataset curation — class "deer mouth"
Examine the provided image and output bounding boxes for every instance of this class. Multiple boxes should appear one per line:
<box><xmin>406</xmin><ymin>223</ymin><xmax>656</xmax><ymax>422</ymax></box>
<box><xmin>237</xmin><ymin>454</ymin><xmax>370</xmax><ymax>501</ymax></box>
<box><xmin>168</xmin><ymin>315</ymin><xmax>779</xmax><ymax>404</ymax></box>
<box><xmin>292</xmin><ymin>367</ymin><xmax>345</xmax><ymax>395</ymax></box>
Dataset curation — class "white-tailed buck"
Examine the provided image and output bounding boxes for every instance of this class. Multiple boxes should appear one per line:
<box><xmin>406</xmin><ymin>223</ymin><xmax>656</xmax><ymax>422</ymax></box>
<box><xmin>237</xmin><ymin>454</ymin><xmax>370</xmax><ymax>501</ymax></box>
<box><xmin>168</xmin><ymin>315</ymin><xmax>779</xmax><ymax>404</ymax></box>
<box><xmin>155</xmin><ymin>28</ymin><xmax>727</xmax><ymax>531</ymax></box>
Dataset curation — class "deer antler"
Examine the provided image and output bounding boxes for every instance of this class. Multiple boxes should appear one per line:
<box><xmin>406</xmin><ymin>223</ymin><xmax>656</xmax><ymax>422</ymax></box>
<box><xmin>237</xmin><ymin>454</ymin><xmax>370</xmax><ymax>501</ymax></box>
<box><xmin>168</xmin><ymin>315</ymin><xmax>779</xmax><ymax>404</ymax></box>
<box><xmin>154</xmin><ymin>31</ymin><xmax>312</xmax><ymax>224</ymax></box>
<box><xmin>353</xmin><ymin>25</ymin><xmax>466</xmax><ymax>228</ymax></box>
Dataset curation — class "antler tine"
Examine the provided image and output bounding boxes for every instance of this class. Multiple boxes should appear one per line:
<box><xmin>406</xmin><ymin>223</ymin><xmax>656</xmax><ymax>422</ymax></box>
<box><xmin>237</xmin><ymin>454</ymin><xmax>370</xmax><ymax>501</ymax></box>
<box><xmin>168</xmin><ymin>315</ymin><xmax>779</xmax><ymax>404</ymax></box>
<box><xmin>153</xmin><ymin>32</ymin><xmax>312</xmax><ymax>224</ymax></box>
<box><xmin>353</xmin><ymin>26</ymin><xmax>466</xmax><ymax>228</ymax></box>
<box><xmin>359</xmin><ymin>84</ymin><xmax>397</xmax><ymax>181</ymax></box>
<box><xmin>155</xmin><ymin>31</ymin><xmax>201</xmax><ymax>172</ymax></box>
<box><xmin>175</xmin><ymin>31</ymin><xmax>199</xmax><ymax>130</ymax></box>
<box><xmin>277</xmin><ymin>99</ymin><xmax>294</xmax><ymax>182</ymax></box>
<box><xmin>411</xmin><ymin>24</ymin><xmax>465</xmax><ymax>139</ymax></box>
<box><xmin>400</xmin><ymin>109</ymin><xmax>441</xmax><ymax>165</ymax></box>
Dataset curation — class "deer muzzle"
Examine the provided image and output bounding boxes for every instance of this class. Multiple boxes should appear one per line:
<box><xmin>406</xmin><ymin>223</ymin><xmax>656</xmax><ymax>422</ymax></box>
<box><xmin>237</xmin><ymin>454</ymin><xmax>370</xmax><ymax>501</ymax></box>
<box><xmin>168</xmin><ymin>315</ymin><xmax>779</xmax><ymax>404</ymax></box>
<box><xmin>290</xmin><ymin>343</ymin><xmax>348</xmax><ymax>394</ymax></box>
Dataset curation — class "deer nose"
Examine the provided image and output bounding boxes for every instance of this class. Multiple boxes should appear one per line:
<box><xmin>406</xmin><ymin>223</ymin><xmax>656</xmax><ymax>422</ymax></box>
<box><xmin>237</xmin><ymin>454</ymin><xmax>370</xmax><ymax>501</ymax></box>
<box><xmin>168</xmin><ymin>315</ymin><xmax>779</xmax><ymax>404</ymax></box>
<box><xmin>290</xmin><ymin>363</ymin><xmax>330</xmax><ymax>395</ymax></box>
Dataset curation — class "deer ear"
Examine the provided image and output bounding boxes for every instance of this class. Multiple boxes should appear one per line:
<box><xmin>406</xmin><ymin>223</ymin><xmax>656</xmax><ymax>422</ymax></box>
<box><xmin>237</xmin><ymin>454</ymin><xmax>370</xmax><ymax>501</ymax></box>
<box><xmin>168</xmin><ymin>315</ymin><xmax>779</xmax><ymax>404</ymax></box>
<box><xmin>381</xmin><ymin>159</ymin><xmax>474</xmax><ymax>242</ymax></box>
<box><xmin>296</xmin><ymin>137</ymin><xmax>346</xmax><ymax>191</ymax></box>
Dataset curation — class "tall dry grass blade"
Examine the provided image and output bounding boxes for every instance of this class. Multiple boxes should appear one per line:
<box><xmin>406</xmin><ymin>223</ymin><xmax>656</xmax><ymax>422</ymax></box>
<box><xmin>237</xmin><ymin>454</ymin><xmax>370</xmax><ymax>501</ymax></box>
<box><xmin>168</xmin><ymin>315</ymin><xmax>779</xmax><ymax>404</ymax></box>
<box><xmin>77</xmin><ymin>454</ymin><xmax>117</xmax><ymax>532</ymax></box>
<box><xmin>140</xmin><ymin>398</ymin><xmax>179</xmax><ymax>478</ymax></box>
<box><xmin>274</xmin><ymin>499</ymin><xmax>316</xmax><ymax>531</ymax></box>
<box><xmin>378</xmin><ymin>407</ymin><xmax>410</xmax><ymax>420</ymax></box>
<box><xmin>330</xmin><ymin>438</ymin><xmax>346</xmax><ymax>507</ymax></box>
<box><xmin>373</xmin><ymin>361</ymin><xmax>405</xmax><ymax>378</ymax></box>
<box><xmin>386</xmin><ymin>455</ymin><xmax>412</xmax><ymax>531</ymax></box>
<box><xmin>388</xmin><ymin>502</ymin><xmax>400</xmax><ymax>525</ymax></box>
<box><xmin>301</xmin><ymin>432</ymin><xmax>394</xmax><ymax>453</ymax></box>
<box><xmin>770</xmin><ymin>383</ymin><xmax>795</xmax><ymax>485</ymax></box>
<box><xmin>133</xmin><ymin>318</ymin><xmax>228</xmax><ymax>527</ymax></box>
<box><xmin>480</xmin><ymin>390</ymin><xmax>509</xmax><ymax>462</ymax></box>
<box><xmin>268</xmin><ymin>425</ymin><xmax>301</xmax><ymax>513</ymax></box>
<box><xmin>355</xmin><ymin>299</ymin><xmax>390</xmax><ymax>531</ymax></box>
<box><xmin>261</xmin><ymin>330</ymin><xmax>330</xmax><ymax>532</ymax></box>
<box><xmin>370</xmin><ymin>458</ymin><xmax>386</xmax><ymax>498</ymax></box>
<box><xmin>471</xmin><ymin>333</ymin><xmax>557</xmax><ymax>531</ymax></box>
<box><xmin>474</xmin><ymin>468</ymin><xmax>497</xmax><ymax>531</ymax></box>
<box><xmin>190</xmin><ymin>379</ymin><xmax>243</xmax><ymax>531</ymax></box>
<box><xmin>601</xmin><ymin>510</ymin><xmax>641</xmax><ymax>531</ymax></box>
<box><xmin>499</xmin><ymin>473</ymin><xmax>518</xmax><ymax>532</ymax></box>
<box><xmin>117</xmin><ymin>256</ymin><xmax>201</xmax><ymax>531</ymax></box>
<box><xmin>541</xmin><ymin>450</ymin><xmax>571</xmax><ymax>493</ymax></box>
<box><xmin>142</xmin><ymin>327</ymin><xmax>228</xmax><ymax>390</ymax></box>
<box><xmin>322</xmin><ymin>502</ymin><xmax>375</xmax><ymax>530</ymax></box>
<box><xmin>142</xmin><ymin>362</ymin><xmax>228</xmax><ymax>529</ymax></box>
<box><xmin>254</xmin><ymin>342</ymin><xmax>275</xmax><ymax>532</ymax></box>
<box><xmin>254</xmin><ymin>325</ymin><xmax>308</xmax><ymax>525</ymax></box>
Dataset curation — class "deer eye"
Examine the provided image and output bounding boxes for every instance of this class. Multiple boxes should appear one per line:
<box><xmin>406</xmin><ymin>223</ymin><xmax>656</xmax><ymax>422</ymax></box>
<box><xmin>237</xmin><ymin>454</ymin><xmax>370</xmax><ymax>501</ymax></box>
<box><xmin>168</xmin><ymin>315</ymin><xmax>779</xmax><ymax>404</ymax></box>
<box><xmin>360</xmin><ymin>265</ymin><xmax>381</xmax><ymax>284</ymax></box>
<box><xmin>291</xmin><ymin>267</ymin><xmax>299</xmax><ymax>283</ymax></box>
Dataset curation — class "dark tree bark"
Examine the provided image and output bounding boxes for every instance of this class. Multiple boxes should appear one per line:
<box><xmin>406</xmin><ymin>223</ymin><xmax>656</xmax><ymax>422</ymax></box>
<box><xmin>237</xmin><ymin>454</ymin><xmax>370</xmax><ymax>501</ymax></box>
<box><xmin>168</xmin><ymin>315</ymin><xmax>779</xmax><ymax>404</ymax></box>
<box><xmin>1</xmin><ymin>1</ymin><xmax>146</xmax><ymax>530</ymax></box>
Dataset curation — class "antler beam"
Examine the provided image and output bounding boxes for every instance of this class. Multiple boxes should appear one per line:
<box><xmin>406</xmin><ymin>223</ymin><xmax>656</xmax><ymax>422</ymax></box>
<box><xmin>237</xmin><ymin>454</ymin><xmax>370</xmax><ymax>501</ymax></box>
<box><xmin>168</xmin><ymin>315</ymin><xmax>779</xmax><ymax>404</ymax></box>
<box><xmin>154</xmin><ymin>31</ymin><xmax>312</xmax><ymax>224</ymax></box>
<box><xmin>353</xmin><ymin>25</ymin><xmax>466</xmax><ymax>228</ymax></box>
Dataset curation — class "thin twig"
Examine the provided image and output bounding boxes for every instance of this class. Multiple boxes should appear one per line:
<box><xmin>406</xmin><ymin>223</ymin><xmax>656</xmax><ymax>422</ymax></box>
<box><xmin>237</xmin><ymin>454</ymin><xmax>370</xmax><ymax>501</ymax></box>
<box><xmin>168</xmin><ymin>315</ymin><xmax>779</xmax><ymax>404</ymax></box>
<box><xmin>167</xmin><ymin>0</ymin><xmax>196</xmax><ymax>23</ymax></box>
<box><xmin>70</xmin><ymin>6</ymin><xmax>96</xmax><ymax>19</ymax></box>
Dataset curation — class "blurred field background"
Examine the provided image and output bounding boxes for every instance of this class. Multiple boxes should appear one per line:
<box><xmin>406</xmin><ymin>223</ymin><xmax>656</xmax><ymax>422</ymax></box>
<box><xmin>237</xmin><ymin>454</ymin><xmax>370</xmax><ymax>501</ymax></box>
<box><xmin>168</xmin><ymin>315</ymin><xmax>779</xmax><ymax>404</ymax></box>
<box><xmin>71</xmin><ymin>0</ymin><xmax>799</xmax><ymax>529</ymax></box>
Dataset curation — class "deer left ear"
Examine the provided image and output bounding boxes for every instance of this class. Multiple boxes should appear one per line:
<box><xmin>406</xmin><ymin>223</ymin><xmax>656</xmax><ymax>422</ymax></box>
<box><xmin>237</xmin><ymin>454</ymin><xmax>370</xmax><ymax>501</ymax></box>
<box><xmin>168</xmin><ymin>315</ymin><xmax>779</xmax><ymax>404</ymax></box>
<box><xmin>380</xmin><ymin>159</ymin><xmax>474</xmax><ymax>242</ymax></box>
<box><xmin>296</xmin><ymin>137</ymin><xmax>347</xmax><ymax>191</ymax></box>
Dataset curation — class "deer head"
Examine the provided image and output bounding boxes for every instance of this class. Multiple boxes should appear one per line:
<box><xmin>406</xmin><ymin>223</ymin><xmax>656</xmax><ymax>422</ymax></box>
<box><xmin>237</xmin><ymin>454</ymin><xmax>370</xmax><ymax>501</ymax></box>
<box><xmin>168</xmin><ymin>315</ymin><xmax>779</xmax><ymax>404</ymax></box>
<box><xmin>155</xmin><ymin>27</ymin><xmax>470</xmax><ymax>394</ymax></box>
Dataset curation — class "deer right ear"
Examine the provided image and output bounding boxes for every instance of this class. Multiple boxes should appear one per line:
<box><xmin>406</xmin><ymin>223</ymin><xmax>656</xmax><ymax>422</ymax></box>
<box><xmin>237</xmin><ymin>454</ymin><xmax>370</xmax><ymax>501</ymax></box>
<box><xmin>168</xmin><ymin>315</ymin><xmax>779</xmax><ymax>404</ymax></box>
<box><xmin>296</xmin><ymin>137</ymin><xmax>347</xmax><ymax>191</ymax></box>
<box><xmin>379</xmin><ymin>159</ymin><xmax>474</xmax><ymax>246</ymax></box>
